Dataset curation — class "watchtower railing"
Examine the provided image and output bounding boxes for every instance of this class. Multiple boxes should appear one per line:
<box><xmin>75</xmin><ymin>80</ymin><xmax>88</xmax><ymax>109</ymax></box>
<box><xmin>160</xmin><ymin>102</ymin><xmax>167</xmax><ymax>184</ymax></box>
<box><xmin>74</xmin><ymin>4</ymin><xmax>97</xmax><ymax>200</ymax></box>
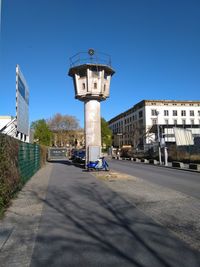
<box><xmin>69</xmin><ymin>50</ymin><xmax>112</xmax><ymax>68</ymax></box>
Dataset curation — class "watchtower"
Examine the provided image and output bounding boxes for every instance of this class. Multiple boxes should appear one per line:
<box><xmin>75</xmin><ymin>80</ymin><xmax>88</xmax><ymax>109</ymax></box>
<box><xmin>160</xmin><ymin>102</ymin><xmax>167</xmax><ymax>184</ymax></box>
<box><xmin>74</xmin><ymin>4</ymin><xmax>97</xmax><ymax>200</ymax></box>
<box><xmin>68</xmin><ymin>49</ymin><xmax>115</xmax><ymax>165</ymax></box>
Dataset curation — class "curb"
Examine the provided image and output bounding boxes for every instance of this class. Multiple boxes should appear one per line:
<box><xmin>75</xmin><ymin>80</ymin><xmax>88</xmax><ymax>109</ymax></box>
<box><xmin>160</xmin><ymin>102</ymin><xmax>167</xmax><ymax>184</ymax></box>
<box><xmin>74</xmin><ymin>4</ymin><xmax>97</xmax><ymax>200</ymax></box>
<box><xmin>112</xmin><ymin>157</ymin><xmax>200</xmax><ymax>173</ymax></box>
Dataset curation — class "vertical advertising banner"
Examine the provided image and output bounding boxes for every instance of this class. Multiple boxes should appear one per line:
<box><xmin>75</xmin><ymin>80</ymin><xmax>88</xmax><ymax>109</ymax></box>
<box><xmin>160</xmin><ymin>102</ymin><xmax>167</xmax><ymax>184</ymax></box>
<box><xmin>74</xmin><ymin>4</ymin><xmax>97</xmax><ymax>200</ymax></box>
<box><xmin>16</xmin><ymin>65</ymin><xmax>29</xmax><ymax>136</ymax></box>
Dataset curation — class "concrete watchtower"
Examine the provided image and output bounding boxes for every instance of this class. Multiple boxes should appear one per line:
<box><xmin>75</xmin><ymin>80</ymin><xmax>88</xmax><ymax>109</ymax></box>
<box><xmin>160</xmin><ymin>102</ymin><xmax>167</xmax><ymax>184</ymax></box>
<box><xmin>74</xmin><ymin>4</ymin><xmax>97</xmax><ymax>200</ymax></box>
<box><xmin>68</xmin><ymin>49</ymin><xmax>115</xmax><ymax>165</ymax></box>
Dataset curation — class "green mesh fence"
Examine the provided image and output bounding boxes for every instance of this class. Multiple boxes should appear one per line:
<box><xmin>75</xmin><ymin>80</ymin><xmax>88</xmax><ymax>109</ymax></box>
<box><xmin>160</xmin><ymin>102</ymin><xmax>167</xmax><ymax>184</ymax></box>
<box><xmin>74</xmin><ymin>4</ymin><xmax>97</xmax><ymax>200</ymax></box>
<box><xmin>18</xmin><ymin>142</ymin><xmax>41</xmax><ymax>184</ymax></box>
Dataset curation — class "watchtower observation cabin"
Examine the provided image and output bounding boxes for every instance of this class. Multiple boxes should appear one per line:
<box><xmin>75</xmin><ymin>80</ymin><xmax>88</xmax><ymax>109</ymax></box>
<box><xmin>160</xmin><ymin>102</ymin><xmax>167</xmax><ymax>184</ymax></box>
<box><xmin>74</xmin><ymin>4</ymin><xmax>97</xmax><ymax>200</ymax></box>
<box><xmin>68</xmin><ymin>50</ymin><xmax>115</xmax><ymax>101</ymax></box>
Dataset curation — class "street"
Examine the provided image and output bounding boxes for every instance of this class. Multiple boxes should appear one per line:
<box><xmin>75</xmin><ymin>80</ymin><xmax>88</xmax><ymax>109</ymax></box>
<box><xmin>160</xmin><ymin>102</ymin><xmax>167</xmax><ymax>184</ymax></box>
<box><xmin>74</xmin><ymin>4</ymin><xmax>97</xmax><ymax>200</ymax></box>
<box><xmin>0</xmin><ymin>161</ymin><xmax>200</xmax><ymax>267</ymax></box>
<box><xmin>108</xmin><ymin>159</ymin><xmax>200</xmax><ymax>199</ymax></box>
<box><xmin>105</xmin><ymin>159</ymin><xmax>200</xmax><ymax>253</ymax></box>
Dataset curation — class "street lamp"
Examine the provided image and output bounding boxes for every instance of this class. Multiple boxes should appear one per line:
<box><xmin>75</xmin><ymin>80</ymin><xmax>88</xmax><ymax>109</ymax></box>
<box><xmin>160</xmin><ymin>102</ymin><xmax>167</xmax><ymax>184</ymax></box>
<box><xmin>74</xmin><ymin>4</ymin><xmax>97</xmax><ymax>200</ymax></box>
<box><xmin>116</xmin><ymin>133</ymin><xmax>122</xmax><ymax>159</ymax></box>
<box><xmin>156</xmin><ymin>111</ymin><xmax>168</xmax><ymax>166</ymax></box>
<box><xmin>116</xmin><ymin>133</ymin><xmax>122</xmax><ymax>148</ymax></box>
<box><xmin>156</xmin><ymin>111</ymin><xmax>162</xmax><ymax>165</ymax></box>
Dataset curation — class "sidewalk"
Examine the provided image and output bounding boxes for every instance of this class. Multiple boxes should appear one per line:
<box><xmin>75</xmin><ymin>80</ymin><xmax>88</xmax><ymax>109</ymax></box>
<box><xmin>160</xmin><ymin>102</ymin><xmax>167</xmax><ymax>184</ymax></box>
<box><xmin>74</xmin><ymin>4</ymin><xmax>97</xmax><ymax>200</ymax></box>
<box><xmin>0</xmin><ymin>162</ymin><xmax>200</xmax><ymax>267</ymax></box>
<box><xmin>0</xmin><ymin>164</ymin><xmax>52</xmax><ymax>267</ymax></box>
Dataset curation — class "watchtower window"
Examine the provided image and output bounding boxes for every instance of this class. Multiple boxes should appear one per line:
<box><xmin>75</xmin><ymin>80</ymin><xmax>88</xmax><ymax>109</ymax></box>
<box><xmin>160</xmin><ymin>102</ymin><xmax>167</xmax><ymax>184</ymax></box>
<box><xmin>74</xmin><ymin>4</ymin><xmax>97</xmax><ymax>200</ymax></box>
<box><xmin>94</xmin><ymin>83</ymin><xmax>97</xmax><ymax>89</ymax></box>
<box><xmin>82</xmin><ymin>83</ymin><xmax>86</xmax><ymax>90</ymax></box>
<box><xmin>104</xmin><ymin>84</ymin><xmax>106</xmax><ymax>92</ymax></box>
<box><xmin>92</xmin><ymin>71</ymin><xmax>99</xmax><ymax>78</ymax></box>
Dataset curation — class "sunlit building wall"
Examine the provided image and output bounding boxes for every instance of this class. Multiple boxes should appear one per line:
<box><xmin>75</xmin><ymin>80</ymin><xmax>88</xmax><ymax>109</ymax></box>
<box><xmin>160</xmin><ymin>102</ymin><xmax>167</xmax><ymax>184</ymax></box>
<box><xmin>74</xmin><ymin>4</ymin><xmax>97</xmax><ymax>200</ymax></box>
<box><xmin>108</xmin><ymin>100</ymin><xmax>200</xmax><ymax>149</ymax></box>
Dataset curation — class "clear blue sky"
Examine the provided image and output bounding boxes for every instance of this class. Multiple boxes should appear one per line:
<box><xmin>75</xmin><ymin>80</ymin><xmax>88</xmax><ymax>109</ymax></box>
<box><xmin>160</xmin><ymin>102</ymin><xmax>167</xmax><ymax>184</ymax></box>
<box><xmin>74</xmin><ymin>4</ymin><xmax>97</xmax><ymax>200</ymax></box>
<box><xmin>0</xmin><ymin>0</ymin><xmax>200</xmax><ymax>128</ymax></box>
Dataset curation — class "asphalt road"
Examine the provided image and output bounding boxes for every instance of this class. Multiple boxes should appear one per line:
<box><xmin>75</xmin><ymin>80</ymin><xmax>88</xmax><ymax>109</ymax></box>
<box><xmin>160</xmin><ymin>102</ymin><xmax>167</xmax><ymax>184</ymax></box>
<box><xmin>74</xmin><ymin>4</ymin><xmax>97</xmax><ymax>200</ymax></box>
<box><xmin>29</xmin><ymin>162</ymin><xmax>200</xmax><ymax>267</ymax></box>
<box><xmin>108</xmin><ymin>159</ymin><xmax>200</xmax><ymax>199</ymax></box>
<box><xmin>1</xmin><ymin>161</ymin><xmax>200</xmax><ymax>267</ymax></box>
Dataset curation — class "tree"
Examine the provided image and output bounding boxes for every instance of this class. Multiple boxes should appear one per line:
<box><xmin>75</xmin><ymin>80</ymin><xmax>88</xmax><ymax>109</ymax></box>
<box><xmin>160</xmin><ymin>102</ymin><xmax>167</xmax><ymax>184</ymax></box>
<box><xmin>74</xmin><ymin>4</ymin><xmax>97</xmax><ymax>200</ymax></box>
<box><xmin>101</xmin><ymin>117</ymin><xmax>112</xmax><ymax>149</ymax></box>
<box><xmin>47</xmin><ymin>113</ymin><xmax>80</xmax><ymax>131</ymax></box>
<box><xmin>31</xmin><ymin>119</ymin><xmax>52</xmax><ymax>146</ymax></box>
<box><xmin>47</xmin><ymin>113</ymin><xmax>82</xmax><ymax>147</ymax></box>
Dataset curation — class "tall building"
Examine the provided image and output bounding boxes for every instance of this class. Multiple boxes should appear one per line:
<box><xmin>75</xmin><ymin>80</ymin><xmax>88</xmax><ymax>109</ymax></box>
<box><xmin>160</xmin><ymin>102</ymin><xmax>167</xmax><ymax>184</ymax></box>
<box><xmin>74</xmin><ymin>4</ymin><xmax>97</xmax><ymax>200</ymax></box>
<box><xmin>108</xmin><ymin>100</ymin><xmax>200</xmax><ymax>150</ymax></box>
<box><xmin>0</xmin><ymin>65</ymin><xmax>30</xmax><ymax>142</ymax></box>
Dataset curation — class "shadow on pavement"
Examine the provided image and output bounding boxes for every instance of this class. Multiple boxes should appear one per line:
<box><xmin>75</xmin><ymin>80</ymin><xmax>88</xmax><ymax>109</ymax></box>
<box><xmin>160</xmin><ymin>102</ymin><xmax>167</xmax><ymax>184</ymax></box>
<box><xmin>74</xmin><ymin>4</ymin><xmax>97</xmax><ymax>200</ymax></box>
<box><xmin>29</xmin><ymin>165</ymin><xmax>200</xmax><ymax>267</ymax></box>
<box><xmin>48</xmin><ymin>159</ymin><xmax>85</xmax><ymax>169</ymax></box>
<box><xmin>47</xmin><ymin>160</ymin><xmax>72</xmax><ymax>165</ymax></box>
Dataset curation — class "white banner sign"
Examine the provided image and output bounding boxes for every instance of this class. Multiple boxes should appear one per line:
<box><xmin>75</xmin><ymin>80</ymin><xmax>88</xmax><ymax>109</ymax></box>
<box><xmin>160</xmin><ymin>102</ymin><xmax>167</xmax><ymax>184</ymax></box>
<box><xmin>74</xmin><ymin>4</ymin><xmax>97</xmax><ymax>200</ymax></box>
<box><xmin>16</xmin><ymin>65</ymin><xmax>29</xmax><ymax>135</ymax></box>
<box><xmin>173</xmin><ymin>127</ymin><xmax>194</xmax><ymax>146</ymax></box>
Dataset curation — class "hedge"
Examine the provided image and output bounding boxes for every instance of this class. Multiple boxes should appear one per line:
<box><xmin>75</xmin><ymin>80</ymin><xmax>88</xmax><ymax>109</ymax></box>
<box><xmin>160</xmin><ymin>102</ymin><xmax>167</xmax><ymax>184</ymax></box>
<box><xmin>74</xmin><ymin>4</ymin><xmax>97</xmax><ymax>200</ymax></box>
<box><xmin>0</xmin><ymin>133</ymin><xmax>47</xmax><ymax>215</ymax></box>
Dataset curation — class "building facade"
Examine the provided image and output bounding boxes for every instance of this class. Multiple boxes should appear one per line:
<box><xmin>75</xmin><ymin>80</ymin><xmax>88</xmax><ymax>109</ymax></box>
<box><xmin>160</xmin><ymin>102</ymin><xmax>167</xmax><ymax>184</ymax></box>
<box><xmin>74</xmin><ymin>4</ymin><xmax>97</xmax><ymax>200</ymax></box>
<box><xmin>0</xmin><ymin>115</ymin><xmax>30</xmax><ymax>142</ymax></box>
<box><xmin>0</xmin><ymin>116</ymin><xmax>17</xmax><ymax>138</ymax></box>
<box><xmin>108</xmin><ymin>100</ymin><xmax>200</xmax><ymax>149</ymax></box>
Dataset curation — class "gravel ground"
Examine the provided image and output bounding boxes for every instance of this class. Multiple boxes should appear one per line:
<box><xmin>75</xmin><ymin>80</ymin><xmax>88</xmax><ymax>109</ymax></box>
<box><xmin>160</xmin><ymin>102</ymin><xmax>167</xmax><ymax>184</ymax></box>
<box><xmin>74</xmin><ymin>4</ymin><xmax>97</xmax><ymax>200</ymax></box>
<box><xmin>93</xmin><ymin>170</ymin><xmax>200</xmax><ymax>252</ymax></box>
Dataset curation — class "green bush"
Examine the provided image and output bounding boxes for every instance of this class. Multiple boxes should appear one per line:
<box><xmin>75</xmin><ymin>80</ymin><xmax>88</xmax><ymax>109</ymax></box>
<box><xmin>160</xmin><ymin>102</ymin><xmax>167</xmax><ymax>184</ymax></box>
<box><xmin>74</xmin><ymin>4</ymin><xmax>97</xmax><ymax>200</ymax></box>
<box><xmin>0</xmin><ymin>134</ymin><xmax>20</xmax><ymax>215</ymax></box>
<box><xmin>0</xmin><ymin>133</ymin><xmax>47</xmax><ymax>216</ymax></box>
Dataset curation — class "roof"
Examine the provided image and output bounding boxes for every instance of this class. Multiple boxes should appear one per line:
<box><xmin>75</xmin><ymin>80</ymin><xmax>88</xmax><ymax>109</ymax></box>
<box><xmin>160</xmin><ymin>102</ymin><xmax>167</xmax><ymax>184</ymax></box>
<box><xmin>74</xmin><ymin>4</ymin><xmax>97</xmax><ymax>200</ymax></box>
<box><xmin>68</xmin><ymin>63</ymin><xmax>115</xmax><ymax>77</ymax></box>
<box><xmin>0</xmin><ymin>116</ymin><xmax>14</xmax><ymax>120</ymax></box>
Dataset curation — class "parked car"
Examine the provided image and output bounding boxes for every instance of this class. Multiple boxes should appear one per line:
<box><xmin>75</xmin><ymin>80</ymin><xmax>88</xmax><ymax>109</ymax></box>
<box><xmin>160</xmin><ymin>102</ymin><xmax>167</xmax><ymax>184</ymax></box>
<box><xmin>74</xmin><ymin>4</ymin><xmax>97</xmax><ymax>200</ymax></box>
<box><xmin>71</xmin><ymin>149</ymin><xmax>85</xmax><ymax>163</ymax></box>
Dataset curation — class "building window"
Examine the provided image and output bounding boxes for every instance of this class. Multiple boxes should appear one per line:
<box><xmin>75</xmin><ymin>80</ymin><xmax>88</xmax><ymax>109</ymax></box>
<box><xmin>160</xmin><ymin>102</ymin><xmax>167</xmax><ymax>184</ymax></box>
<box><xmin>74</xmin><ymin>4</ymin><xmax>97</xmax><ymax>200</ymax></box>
<box><xmin>82</xmin><ymin>83</ymin><xmax>86</xmax><ymax>90</ymax></box>
<box><xmin>198</xmin><ymin>111</ymin><xmax>200</xmax><ymax>116</ymax></box>
<box><xmin>174</xmin><ymin>119</ymin><xmax>177</xmax><ymax>125</ymax></box>
<box><xmin>151</xmin><ymin>109</ymin><xmax>157</xmax><ymax>116</ymax></box>
<box><xmin>164</xmin><ymin>110</ymin><xmax>169</xmax><ymax>116</ymax></box>
<box><xmin>104</xmin><ymin>84</ymin><xmax>106</xmax><ymax>92</ymax></box>
<box><xmin>165</xmin><ymin>119</ymin><xmax>169</xmax><ymax>125</ymax></box>
<box><xmin>139</xmin><ymin>119</ymin><xmax>143</xmax><ymax>125</ymax></box>
<box><xmin>181</xmin><ymin>110</ymin><xmax>186</xmax><ymax>116</ymax></box>
<box><xmin>191</xmin><ymin>119</ymin><xmax>194</xmax><ymax>125</ymax></box>
<box><xmin>92</xmin><ymin>71</ymin><xmax>99</xmax><ymax>78</ymax></box>
<box><xmin>190</xmin><ymin>110</ymin><xmax>194</xmax><ymax>116</ymax></box>
<box><xmin>139</xmin><ymin>111</ymin><xmax>143</xmax><ymax>118</ymax></box>
<box><xmin>182</xmin><ymin>119</ymin><xmax>186</xmax><ymax>125</ymax></box>
<box><xmin>152</xmin><ymin>119</ymin><xmax>157</xmax><ymax>125</ymax></box>
<box><xmin>173</xmin><ymin>110</ymin><xmax>177</xmax><ymax>116</ymax></box>
<box><xmin>94</xmin><ymin>82</ymin><xmax>97</xmax><ymax>89</ymax></box>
